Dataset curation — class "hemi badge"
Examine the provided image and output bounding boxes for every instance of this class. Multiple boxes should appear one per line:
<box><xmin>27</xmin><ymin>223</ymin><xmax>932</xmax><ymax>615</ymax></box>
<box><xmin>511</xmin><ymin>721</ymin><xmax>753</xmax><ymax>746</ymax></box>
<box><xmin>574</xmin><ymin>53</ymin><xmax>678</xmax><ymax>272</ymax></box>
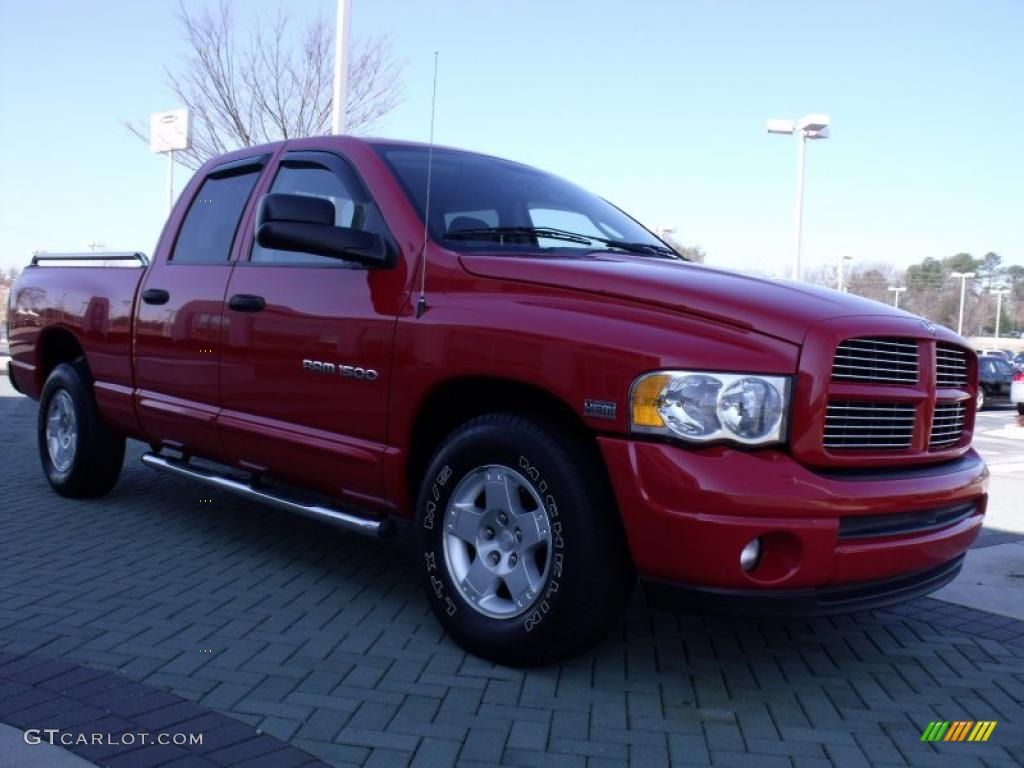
<box><xmin>584</xmin><ymin>399</ymin><xmax>617</xmax><ymax>420</ymax></box>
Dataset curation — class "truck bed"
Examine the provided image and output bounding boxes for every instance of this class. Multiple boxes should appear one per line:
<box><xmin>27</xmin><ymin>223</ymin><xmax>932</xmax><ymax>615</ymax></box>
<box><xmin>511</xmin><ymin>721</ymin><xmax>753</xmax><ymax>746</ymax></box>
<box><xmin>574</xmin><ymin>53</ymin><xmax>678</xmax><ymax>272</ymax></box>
<box><xmin>8</xmin><ymin>259</ymin><xmax>146</xmax><ymax>419</ymax></box>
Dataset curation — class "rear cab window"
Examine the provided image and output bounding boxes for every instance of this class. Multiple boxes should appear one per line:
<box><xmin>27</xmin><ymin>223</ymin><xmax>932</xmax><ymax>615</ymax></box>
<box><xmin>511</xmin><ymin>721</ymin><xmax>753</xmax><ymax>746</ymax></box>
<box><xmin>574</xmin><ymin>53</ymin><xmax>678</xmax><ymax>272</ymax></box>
<box><xmin>171</xmin><ymin>160</ymin><xmax>265</xmax><ymax>264</ymax></box>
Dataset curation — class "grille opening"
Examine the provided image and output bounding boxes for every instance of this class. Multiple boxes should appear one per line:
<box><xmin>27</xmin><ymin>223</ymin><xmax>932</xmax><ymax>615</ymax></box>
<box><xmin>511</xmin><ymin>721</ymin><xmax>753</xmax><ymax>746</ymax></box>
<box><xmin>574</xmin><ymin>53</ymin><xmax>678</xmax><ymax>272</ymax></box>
<box><xmin>930</xmin><ymin>401</ymin><xmax>967</xmax><ymax>447</ymax></box>
<box><xmin>936</xmin><ymin>343</ymin><xmax>969</xmax><ymax>388</ymax></box>
<box><xmin>825</xmin><ymin>401</ymin><xmax>915</xmax><ymax>450</ymax></box>
<box><xmin>832</xmin><ymin>337</ymin><xmax>919</xmax><ymax>384</ymax></box>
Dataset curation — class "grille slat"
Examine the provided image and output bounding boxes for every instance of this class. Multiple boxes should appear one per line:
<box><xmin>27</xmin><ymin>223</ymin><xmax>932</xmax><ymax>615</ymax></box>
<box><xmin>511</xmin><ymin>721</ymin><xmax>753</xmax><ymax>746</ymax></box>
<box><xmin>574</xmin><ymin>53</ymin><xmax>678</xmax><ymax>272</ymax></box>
<box><xmin>930</xmin><ymin>402</ymin><xmax>967</xmax><ymax>447</ymax></box>
<box><xmin>832</xmin><ymin>337</ymin><xmax>919</xmax><ymax>384</ymax></box>
<box><xmin>824</xmin><ymin>401</ymin><xmax>916</xmax><ymax>450</ymax></box>
<box><xmin>936</xmin><ymin>344</ymin><xmax>969</xmax><ymax>387</ymax></box>
<box><xmin>825</xmin><ymin>338</ymin><xmax>972</xmax><ymax>454</ymax></box>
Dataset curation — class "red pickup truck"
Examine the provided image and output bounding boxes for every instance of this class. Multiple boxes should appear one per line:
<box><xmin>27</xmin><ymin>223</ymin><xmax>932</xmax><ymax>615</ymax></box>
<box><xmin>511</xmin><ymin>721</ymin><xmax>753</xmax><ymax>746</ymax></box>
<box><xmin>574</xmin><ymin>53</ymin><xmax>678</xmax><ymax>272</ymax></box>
<box><xmin>7</xmin><ymin>136</ymin><xmax>988</xmax><ymax>665</ymax></box>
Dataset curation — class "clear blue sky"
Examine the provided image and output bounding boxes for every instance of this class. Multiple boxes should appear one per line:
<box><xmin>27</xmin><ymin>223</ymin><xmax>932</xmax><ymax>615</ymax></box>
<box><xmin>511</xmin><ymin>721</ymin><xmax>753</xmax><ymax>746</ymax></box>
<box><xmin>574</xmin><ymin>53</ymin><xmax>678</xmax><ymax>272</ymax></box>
<box><xmin>1</xmin><ymin>0</ymin><xmax>1021</xmax><ymax>276</ymax></box>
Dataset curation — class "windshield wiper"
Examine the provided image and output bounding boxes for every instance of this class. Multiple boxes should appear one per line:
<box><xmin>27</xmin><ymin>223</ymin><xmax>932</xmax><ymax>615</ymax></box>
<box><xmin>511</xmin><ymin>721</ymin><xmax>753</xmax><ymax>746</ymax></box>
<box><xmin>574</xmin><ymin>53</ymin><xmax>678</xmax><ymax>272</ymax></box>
<box><xmin>444</xmin><ymin>226</ymin><xmax>593</xmax><ymax>245</ymax></box>
<box><xmin>444</xmin><ymin>226</ymin><xmax>680</xmax><ymax>258</ymax></box>
<box><xmin>600</xmin><ymin>240</ymin><xmax>678</xmax><ymax>257</ymax></box>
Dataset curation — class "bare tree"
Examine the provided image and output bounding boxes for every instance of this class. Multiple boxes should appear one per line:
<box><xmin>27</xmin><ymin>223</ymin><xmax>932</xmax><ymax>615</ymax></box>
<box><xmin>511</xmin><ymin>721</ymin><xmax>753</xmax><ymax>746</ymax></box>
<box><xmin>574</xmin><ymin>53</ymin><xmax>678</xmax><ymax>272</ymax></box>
<box><xmin>127</xmin><ymin>0</ymin><xmax>404</xmax><ymax>169</ymax></box>
<box><xmin>661</xmin><ymin>235</ymin><xmax>705</xmax><ymax>262</ymax></box>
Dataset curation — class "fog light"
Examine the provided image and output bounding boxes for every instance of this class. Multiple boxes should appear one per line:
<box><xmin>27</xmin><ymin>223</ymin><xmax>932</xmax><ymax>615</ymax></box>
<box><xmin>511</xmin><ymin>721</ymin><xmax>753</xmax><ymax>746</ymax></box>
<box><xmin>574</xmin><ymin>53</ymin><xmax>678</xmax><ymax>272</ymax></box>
<box><xmin>740</xmin><ymin>538</ymin><xmax>762</xmax><ymax>572</ymax></box>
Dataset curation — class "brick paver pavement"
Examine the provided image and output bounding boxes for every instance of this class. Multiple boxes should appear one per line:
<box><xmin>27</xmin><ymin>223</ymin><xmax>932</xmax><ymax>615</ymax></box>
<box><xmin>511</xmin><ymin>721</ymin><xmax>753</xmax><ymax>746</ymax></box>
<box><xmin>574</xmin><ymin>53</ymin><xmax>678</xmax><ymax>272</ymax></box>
<box><xmin>0</xmin><ymin>650</ymin><xmax>329</xmax><ymax>767</ymax></box>
<box><xmin>1</xmin><ymin>389</ymin><xmax>1022</xmax><ymax>767</ymax></box>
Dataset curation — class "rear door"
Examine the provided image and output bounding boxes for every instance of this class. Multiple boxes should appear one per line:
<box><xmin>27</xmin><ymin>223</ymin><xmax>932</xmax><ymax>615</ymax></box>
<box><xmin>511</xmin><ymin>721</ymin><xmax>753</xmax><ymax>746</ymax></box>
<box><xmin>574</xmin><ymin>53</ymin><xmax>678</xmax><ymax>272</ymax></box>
<box><xmin>218</xmin><ymin>149</ymin><xmax>406</xmax><ymax>506</ymax></box>
<box><xmin>134</xmin><ymin>155</ymin><xmax>268</xmax><ymax>460</ymax></box>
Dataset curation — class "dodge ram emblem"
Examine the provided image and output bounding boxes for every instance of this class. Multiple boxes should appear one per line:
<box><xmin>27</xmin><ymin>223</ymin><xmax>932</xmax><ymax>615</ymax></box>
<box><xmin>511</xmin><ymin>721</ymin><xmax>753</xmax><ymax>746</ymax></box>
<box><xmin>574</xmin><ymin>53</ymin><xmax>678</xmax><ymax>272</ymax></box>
<box><xmin>302</xmin><ymin>359</ymin><xmax>379</xmax><ymax>381</ymax></box>
<box><xmin>919</xmin><ymin>320</ymin><xmax>938</xmax><ymax>335</ymax></box>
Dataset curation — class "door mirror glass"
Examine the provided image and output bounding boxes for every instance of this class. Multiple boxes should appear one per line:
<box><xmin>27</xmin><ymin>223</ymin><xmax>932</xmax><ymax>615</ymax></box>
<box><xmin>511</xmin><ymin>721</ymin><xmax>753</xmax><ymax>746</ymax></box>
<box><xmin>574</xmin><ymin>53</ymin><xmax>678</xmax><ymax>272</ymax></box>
<box><xmin>255</xmin><ymin>193</ymin><xmax>387</xmax><ymax>266</ymax></box>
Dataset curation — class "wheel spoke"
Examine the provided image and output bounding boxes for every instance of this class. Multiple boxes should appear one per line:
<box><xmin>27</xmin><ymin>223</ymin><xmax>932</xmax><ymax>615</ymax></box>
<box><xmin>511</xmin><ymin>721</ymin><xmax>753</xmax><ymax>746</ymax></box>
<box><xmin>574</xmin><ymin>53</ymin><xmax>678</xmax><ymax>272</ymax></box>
<box><xmin>462</xmin><ymin>555</ymin><xmax>498</xmax><ymax>600</ymax></box>
<box><xmin>502</xmin><ymin>560</ymin><xmax>543</xmax><ymax>607</ymax></box>
<box><xmin>517</xmin><ymin>510</ymin><xmax>549</xmax><ymax>549</ymax></box>
<box><xmin>447</xmin><ymin>502</ymin><xmax>483</xmax><ymax>543</ymax></box>
<box><xmin>483</xmin><ymin>469</ymin><xmax>512</xmax><ymax>512</ymax></box>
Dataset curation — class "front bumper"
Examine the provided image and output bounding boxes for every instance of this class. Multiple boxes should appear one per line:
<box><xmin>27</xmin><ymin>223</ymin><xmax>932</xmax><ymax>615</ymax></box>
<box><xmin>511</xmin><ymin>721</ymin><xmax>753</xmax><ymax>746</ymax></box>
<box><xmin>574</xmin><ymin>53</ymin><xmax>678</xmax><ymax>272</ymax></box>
<box><xmin>643</xmin><ymin>554</ymin><xmax>965</xmax><ymax>617</ymax></box>
<box><xmin>599</xmin><ymin>438</ymin><xmax>987</xmax><ymax>598</ymax></box>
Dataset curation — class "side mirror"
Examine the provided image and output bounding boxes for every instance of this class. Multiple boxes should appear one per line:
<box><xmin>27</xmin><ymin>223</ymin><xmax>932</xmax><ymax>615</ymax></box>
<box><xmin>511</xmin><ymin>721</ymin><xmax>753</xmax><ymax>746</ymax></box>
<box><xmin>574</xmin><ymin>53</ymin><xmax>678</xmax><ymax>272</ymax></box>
<box><xmin>255</xmin><ymin>193</ymin><xmax>388</xmax><ymax>266</ymax></box>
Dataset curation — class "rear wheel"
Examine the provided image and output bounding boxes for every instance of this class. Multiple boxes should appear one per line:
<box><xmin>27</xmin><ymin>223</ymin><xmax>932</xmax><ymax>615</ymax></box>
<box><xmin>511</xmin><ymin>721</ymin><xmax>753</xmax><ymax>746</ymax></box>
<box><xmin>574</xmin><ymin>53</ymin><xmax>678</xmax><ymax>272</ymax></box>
<box><xmin>1017</xmin><ymin>402</ymin><xmax>1024</xmax><ymax>416</ymax></box>
<box><xmin>38</xmin><ymin>362</ymin><xmax>125</xmax><ymax>498</ymax></box>
<box><xmin>416</xmin><ymin>413</ymin><xmax>635</xmax><ymax>666</ymax></box>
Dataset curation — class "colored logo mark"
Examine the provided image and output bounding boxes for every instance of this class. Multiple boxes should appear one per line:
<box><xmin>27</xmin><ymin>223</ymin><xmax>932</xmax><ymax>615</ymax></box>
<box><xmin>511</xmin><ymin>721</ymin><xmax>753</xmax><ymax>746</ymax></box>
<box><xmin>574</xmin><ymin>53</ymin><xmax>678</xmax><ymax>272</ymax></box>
<box><xmin>921</xmin><ymin>721</ymin><xmax>997</xmax><ymax>742</ymax></box>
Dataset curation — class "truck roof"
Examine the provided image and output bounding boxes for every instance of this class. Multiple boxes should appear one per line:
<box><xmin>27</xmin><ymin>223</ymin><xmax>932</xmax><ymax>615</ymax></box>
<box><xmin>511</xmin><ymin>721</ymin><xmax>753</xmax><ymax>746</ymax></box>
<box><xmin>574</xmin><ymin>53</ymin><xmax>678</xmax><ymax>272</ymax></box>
<box><xmin>198</xmin><ymin>135</ymin><xmax>518</xmax><ymax>172</ymax></box>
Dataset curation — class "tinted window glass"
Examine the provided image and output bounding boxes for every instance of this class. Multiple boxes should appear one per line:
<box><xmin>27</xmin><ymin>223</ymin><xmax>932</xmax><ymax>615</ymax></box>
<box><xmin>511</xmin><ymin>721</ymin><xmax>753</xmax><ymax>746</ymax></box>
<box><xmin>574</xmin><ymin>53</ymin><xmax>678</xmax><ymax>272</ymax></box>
<box><xmin>375</xmin><ymin>146</ymin><xmax>667</xmax><ymax>255</ymax></box>
<box><xmin>252</xmin><ymin>162</ymin><xmax>385</xmax><ymax>265</ymax></box>
<box><xmin>444</xmin><ymin>209</ymin><xmax>498</xmax><ymax>232</ymax></box>
<box><xmin>529</xmin><ymin>207</ymin><xmax>625</xmax><ymax>244</ymax></box>
<box><xmin>171</xmin><ymin>170</ymin><xmax>261</xmax><ymax>264</ymax></box>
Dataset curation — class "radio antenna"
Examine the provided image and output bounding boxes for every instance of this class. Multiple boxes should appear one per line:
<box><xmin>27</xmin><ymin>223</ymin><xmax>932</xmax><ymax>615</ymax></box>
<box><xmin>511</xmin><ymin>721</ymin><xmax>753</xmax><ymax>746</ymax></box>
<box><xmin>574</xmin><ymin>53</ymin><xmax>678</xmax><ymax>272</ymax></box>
<box><xmin>416</xmin><ymin>51</ymin><xmax>439</xmax><ymax>319</ymax></box>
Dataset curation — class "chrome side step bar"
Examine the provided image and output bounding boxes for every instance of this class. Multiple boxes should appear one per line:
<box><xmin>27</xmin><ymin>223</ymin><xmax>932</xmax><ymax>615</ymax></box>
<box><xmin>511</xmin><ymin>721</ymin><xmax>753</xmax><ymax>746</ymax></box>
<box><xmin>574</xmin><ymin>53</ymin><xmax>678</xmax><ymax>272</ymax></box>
<box><xmin>141</xmin><ymin>452</ymin><xmax>393</xmax><ymax>538</ymax></box>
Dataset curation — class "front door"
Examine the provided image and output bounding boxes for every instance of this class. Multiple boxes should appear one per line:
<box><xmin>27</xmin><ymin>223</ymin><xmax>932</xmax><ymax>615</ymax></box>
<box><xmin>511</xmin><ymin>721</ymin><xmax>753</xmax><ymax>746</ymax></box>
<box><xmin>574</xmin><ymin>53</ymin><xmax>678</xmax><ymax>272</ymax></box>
<box><xmin>218</xmin><ymin>150</ymin><xmax>406</xmax><ymax>507</ymax></box>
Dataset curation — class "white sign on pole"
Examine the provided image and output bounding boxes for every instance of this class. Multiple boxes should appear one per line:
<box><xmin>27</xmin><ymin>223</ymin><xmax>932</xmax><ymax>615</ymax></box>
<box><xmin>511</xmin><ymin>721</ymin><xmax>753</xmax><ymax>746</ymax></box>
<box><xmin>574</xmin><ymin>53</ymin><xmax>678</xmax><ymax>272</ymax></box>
<box><xmin>149</xmin><ymin>109</ymin><xmax>191</xmax><ymax>153</ymax></box>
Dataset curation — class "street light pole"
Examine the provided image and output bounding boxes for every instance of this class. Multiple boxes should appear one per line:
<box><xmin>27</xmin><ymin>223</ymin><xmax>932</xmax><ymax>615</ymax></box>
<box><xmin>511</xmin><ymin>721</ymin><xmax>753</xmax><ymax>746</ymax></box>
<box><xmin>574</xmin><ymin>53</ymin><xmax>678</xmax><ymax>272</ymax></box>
<box><xmin>950</xmin><ymin>271</ymin><xmax>976</xmax><ymax>336</ymax></box>
<box><xmin>837</xmin><ymin>255</ymin><xmax>852</xmax><ymax>292</ymax></box>
<box><xmin>793</xmin><ymin>134</ymin><xmax>807</xmax><ymax>281</ymax></box>
<box><xmin>331</xmin><ymin>0</ymin><xmax>352</xmax><ymax>134</ymax></box>
<box><xmin>887</xmin><ymin>286</ymin><xmax>906</xmax><ymax>308</ymax></box>
<box><xmin>991</xmin><ymin>288</ymin><xmax>1010</xmax><ymax>338</ymax></box>
<box><xmin>766</xmin><ymin>114</ymin><xmax>830</xmax><ymax>282</ymax></box>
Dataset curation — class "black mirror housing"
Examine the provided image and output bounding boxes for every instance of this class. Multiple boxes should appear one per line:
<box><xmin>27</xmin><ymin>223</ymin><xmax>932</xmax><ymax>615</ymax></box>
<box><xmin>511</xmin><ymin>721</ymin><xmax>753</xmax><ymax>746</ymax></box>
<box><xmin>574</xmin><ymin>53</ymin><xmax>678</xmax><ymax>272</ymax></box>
<box><xmin>258</xmin><ymin>192</ymin><xmax>335</xmax><ymax>226</ymax></box>
<box><xmin>255</xmin><ymin>193</ymin><xmax>388</xmax><ymax>266</ymax></box>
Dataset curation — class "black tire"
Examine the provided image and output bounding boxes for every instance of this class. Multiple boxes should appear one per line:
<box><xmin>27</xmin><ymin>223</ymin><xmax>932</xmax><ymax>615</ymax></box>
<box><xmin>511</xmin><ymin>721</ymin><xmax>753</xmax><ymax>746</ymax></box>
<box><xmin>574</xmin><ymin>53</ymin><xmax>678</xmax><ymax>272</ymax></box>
<box><xmin>38</xmin><ymin>361</ymin><xmax>125</xmax><ymax>498</ymax></box>
<box><xmin>1017</xmin><ymin>402</ymin><xmax>1024</xmax><ymax>416</ymax></box>
<box><xmin>415</xmin><ymin>413</ymin><xmax>635</xmax><ymax>666</ymax></box>
<box><xmin>977</xmin><ymin>388</ymin><xmax>986</xmax><ymax>411</ymax></box>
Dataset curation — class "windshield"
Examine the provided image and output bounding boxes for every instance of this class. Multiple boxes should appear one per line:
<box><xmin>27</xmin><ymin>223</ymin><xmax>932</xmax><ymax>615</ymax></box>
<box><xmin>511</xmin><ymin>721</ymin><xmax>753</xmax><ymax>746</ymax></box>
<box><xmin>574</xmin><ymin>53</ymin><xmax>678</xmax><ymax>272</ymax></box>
<box><xmin>374</xmin><ymin>145</ymin><xmax>675</xmax><ymax>257</ymax></box>
<box><xmin>991</xmin><ymin>359</ymin><xmax>1013</xmax><ymax>375</ymax></box>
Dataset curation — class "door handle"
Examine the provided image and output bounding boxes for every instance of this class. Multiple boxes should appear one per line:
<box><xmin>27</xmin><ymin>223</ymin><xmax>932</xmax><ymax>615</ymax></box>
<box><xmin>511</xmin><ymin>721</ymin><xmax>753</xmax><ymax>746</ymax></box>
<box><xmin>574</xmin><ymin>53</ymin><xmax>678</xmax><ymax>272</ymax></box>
<box><xmin>228</xmin><ymin>294</ymin><xmax>266</xmax><ymax>313</ymax></box>
<box><xmin>141</xmin><ymin>288</ymin><xmax>169</xmax><ymax>305</ymax></box>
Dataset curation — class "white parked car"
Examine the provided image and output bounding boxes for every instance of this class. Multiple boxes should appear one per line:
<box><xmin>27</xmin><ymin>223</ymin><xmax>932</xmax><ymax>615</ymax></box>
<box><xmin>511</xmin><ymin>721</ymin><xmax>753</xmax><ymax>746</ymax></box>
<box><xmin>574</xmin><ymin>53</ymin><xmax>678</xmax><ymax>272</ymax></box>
<box><xmin>1012</xmin><ymin>370</ymin><xmax>1024</xmax><ymax>415</ymax></box>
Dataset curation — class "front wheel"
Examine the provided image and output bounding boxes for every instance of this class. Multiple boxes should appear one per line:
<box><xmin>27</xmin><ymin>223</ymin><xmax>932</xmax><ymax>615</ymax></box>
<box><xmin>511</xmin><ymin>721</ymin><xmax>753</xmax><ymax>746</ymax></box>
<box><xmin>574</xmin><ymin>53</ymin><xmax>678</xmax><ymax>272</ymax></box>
<box><xmin>1017</xmin><ymin>402</ymin><xmax>1024</xmax><ymax>416</ymax></box>
<box><xmin>977</xmin><ymin>388</ymin><xmax>986</xmax><ymax>411</ymax></box>
<box><xmin>38</xmin><ymin>362</ymin><xmax>125</xmax><ymax>498</ymax></box>
<box><xmin>416</xmin><ymin>413</ymin><xmax>635</xmax><ymax>666</ymax></box>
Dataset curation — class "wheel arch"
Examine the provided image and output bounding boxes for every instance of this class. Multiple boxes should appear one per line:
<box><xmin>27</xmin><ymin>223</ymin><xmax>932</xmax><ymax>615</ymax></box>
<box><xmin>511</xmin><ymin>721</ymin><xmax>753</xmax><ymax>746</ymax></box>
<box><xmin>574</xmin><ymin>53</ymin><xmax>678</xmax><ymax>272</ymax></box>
<box><xmin>37</xmin><ymin>326</ymin><xmax>89</xmax><ymax>390</ymax></box>
<box><xmin>404</xmin><ymin>376</ymin><xmax>605</xmax><ymax>510</ymax></box>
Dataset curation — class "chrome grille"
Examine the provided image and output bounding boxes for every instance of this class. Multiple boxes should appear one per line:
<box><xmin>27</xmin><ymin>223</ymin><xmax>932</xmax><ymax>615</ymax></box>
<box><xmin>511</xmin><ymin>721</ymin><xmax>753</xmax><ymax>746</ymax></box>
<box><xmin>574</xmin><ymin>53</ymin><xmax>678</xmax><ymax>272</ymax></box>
<box><xmin>824</xmin><ymin>401</ymin><xmax>915</xmax><ymax>450</ymax></box>
<box><xmin>936</xmin><ymin>343</ymin><xmax>969</xmax><ymax>388</ymax></box>
<box><xmin>930</xmin><ymin>401</ymin><xmax>967</xmax><ymax>447</ymax></box>
<box><xmin>832</xmin><ymin>337</ymin><xmax>919</xmax><ymax>384</ymax></box>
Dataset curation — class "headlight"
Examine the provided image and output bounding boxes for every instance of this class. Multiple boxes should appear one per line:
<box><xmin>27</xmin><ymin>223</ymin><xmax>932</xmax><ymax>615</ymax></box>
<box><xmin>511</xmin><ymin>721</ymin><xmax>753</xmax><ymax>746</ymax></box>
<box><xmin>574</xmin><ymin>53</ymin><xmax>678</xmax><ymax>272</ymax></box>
<box><xmin>631</xmin><ymin>371</ymin><xmax>790</xmax><ymax>446</ymax></box>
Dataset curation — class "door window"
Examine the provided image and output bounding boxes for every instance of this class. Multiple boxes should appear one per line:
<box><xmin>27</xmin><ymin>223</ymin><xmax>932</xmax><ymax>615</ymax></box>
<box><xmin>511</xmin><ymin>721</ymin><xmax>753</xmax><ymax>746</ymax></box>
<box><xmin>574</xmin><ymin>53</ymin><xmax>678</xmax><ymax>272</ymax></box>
<box><xmin>252</xmin><ymin>160</ymin><xmax>388</xmax><ymax>265</ymax></box>
<box><xmin>171</xmin><ymin>170</ymin><xmax>262</xmax><ymax>264</ymax></box>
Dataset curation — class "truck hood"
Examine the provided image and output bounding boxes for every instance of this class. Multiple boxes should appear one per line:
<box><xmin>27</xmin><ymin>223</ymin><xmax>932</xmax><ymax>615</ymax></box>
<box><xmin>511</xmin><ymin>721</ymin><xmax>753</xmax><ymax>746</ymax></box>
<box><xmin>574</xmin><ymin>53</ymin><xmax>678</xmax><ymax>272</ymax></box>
<box><xmin>459</xmin><ymin>252</ymin><xmax>914</xmax><ymax>345</ymax></box>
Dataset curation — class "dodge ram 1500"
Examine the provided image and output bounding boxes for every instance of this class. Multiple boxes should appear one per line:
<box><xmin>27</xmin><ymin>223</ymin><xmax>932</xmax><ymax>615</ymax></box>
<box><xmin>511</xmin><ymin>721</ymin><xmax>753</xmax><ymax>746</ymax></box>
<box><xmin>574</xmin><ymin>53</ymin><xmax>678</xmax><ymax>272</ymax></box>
<box><xmin>7</xmin><ymin>136</ymin><xmax>988</xmax><ymax>664</ymax></box>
